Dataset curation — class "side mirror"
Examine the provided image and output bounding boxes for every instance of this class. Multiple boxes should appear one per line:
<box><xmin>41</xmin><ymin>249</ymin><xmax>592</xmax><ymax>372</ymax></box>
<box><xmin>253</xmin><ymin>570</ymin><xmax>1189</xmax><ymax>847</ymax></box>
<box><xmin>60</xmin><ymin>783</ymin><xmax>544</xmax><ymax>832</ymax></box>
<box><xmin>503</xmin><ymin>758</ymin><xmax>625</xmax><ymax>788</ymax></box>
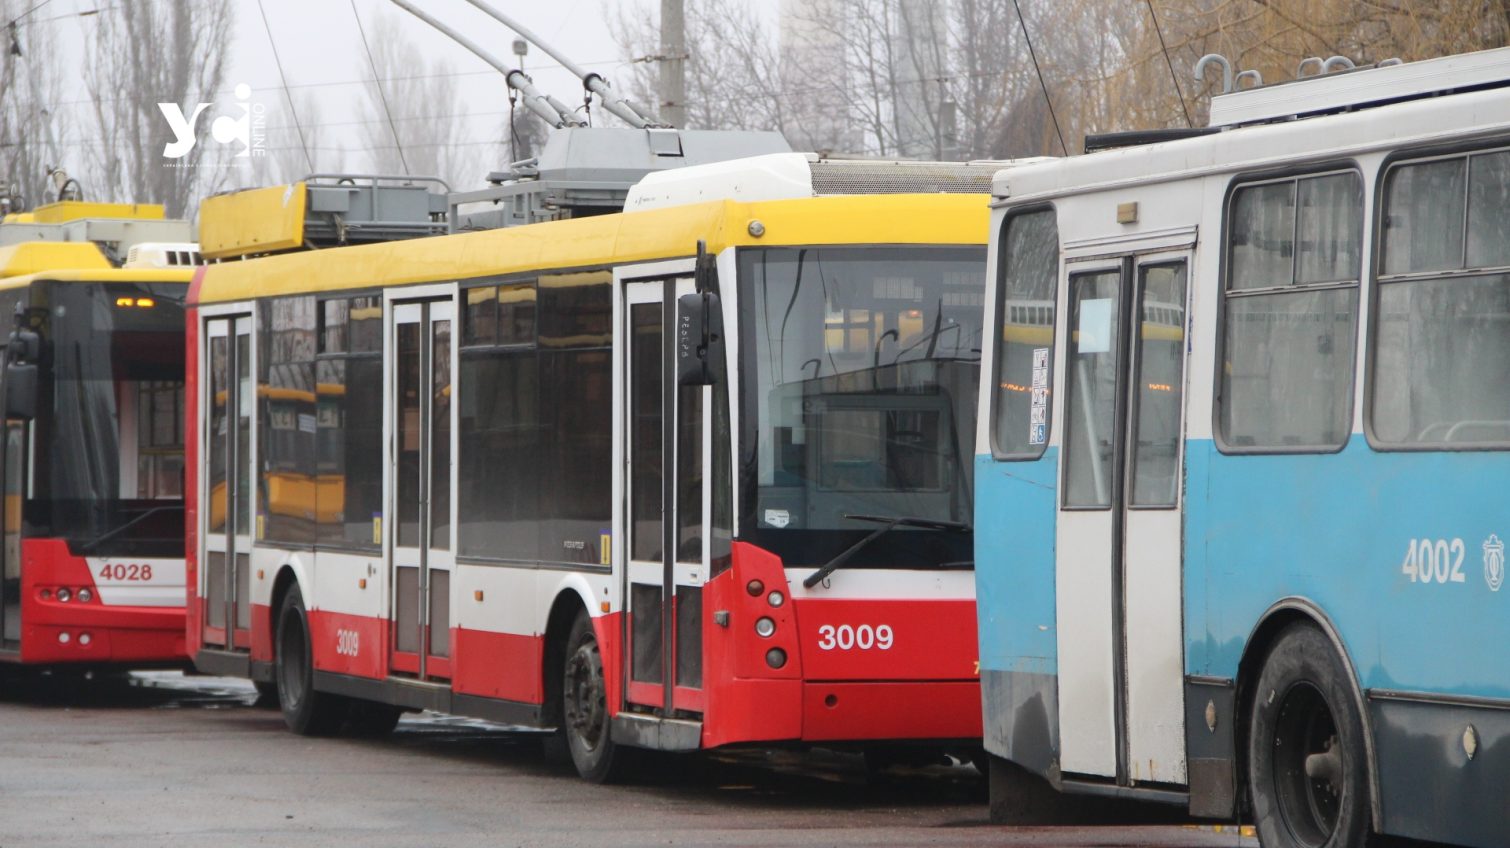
<box><xmin>676</xmin><ymin>290</ymin><xmax>723</xmax><ymax>386</ymax></box>
<box><xmin>5</xmin><ymin>329</ymin><xmax>41</xmax><ymax>421</ymax></box>
<box><xmin>4</xmin><ymin>362</ymin><xmax>36</xmax><ymax>421</ymax></box>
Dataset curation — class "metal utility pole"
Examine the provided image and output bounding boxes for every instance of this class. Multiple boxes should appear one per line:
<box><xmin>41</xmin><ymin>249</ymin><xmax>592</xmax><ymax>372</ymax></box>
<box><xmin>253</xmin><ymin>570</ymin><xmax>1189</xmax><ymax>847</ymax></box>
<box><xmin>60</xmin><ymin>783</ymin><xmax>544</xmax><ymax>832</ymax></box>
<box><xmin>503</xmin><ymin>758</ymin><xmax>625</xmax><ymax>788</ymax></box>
<box><xmin>659</xmin><ymin>0</ymin><xmax>687</xmax><ymax>128</ymax></box>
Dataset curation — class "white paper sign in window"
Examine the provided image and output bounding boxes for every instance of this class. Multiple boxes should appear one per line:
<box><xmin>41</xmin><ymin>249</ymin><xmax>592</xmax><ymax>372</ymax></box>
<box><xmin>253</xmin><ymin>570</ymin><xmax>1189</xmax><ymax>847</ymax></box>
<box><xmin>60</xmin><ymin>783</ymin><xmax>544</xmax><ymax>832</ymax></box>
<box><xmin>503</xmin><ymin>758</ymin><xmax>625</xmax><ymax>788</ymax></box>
<box><xmin>1077</xmin><ymin>298</ymin><xmax>1113</xmax><ymax>354</ymax></box>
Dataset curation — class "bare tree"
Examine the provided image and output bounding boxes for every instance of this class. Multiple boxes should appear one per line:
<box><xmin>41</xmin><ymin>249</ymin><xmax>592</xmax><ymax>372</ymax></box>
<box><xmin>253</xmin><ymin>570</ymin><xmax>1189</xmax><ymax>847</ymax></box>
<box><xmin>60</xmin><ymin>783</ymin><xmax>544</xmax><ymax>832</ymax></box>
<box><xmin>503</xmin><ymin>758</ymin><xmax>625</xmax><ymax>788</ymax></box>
<box><xmin>80</xmin><ymin>1</ymin><xmax>234</xmax><ymax>217</ymax></box>
<box><xmin>0</xmin><ymin>3</ymin><xmax>70</xmax><ymax>210</ymax></box>
<box><xmin>611</xmin><ymin>0</ymin><xmax>1510</xmax><ymax>162</ymax></box>
<box><xmin>261</xmin><ymin>90</ymin><xmax>345</xmax><ymax>187</ymax></box>
<box><xmin>356</xmin><ymin>10</ymin><xmax>494</xmax><ymax>189</ymax></box>
<box><xmin>615</xmin><ymin>0</ymin><xmax>789</xmax><ymax>134</ymax></box>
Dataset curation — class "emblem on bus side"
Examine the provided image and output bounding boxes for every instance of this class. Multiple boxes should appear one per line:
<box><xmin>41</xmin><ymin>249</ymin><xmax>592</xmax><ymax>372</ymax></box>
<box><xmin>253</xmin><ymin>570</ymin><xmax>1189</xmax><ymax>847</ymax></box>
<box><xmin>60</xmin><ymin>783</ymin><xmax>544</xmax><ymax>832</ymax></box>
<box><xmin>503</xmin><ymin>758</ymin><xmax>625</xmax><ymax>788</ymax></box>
<box><xmin>1484</xmin><ymin>534</ymin><xmax>1504</xmax><ymax>593</ymax></box>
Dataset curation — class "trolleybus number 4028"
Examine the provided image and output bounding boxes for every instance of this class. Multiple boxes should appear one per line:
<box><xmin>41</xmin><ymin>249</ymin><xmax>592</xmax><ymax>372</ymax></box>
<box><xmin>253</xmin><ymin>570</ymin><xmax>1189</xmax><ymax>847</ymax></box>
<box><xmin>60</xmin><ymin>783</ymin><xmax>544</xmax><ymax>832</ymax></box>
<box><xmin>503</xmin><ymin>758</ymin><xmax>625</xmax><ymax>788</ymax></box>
<box><xmin>95</xmin><ymin>563</ymin><xmax>155</xmax><ymax>582</ymax></box>
<box><xmin>815</xmin><ymin>624</ymin><xmax>894</xmax><ymax>651</ymax></box>
<box><xmin>1400</xmin><ymin>537</ymin><xmax>1466</xmax><ymax>585</ymax></box>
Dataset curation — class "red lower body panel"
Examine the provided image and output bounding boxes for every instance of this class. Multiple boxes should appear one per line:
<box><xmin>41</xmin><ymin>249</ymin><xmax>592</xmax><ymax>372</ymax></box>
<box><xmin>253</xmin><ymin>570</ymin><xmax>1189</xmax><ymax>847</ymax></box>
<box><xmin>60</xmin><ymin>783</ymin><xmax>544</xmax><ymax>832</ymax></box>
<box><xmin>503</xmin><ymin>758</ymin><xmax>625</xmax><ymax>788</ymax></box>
<box><xmin>7</xmin><ymin>539</ymin><xmax>186</xmax><ymax>666</ymax></box>
<box><xmin>452</xmin><ymin>629</ymin><xmax>544</xmax><ymax>703</ymax></box>
<box><xmin>697</xmin><ymin>543</ymin><xmax>982</xmax><ymax>749</ymax></box>
<box><xmin>800</xmin><ymin>681</ymin><xmax>982</xmax><ymax>741</ymax></box>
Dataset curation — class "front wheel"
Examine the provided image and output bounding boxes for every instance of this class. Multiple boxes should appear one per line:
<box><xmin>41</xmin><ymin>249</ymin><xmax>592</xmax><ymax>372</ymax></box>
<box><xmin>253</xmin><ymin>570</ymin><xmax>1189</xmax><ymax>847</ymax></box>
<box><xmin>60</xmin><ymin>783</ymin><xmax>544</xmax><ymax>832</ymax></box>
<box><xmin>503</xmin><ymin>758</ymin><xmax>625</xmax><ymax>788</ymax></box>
<box><xmin>275</xmin><ymin>584</ymin><xmax>349</xmax><ymax>736</ymax></box>
<box><xmin>1247</xmin><ymin>623</ymin><xmax>1375</xmax><ymax>848</ymax></box>
<box><xmin>561</xmin><ymin>611</ymin><xmax>633</xmax><ymax>783</ymax></box>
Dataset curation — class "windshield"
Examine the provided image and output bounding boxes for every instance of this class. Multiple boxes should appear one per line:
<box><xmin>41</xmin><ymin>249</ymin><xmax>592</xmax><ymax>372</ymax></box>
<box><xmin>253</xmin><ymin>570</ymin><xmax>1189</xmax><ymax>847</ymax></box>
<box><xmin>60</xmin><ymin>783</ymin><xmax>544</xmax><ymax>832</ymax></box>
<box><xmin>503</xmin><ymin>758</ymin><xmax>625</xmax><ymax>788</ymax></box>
<box><xmin>29</xmin><ymin>282</ymin><xmax>186</xmax><ymax>558</ymax></box>
<box><xmin>737</xmin><ymin>245</ymin><xmax>985</xmax><ymax>569</ymax></box>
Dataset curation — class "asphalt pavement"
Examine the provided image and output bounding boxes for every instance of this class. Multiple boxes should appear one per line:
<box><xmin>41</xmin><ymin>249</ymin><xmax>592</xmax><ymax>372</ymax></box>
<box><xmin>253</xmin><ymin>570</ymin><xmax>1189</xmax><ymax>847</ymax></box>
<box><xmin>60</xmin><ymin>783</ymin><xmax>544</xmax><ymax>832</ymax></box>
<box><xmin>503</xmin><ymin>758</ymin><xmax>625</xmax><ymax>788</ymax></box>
<box><xmin>0</xmin><ymin>670</ymin><xmax>1258</xmax><ymax>848</ymax></box>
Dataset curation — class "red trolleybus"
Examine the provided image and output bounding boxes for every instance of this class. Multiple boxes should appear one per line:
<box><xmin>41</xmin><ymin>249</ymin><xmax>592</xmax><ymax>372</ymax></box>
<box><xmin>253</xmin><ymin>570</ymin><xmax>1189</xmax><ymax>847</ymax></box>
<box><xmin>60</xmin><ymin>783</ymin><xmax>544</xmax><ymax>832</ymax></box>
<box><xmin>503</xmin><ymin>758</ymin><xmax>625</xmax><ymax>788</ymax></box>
<box><xmin>187</xmin><ymin>160</ymin><xmax>991</xmax><ymax>780</ymax></box>
<box><xmin>0</xmin><ymin>200</ymin><xmax>197</xmax><ymax>669</ymax></box>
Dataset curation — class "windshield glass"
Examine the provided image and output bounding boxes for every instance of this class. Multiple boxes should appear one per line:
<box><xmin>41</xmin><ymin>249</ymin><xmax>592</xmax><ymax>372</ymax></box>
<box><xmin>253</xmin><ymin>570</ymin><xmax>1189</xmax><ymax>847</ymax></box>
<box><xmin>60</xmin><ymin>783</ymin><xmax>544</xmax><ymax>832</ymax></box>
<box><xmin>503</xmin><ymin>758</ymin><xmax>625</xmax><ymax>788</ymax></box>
<box><xmin>737</xmin><ymin>245</ymin><xmax>985</xmax><ymax>569</ymax></box>
<box><xmin>31</xmin><ymin>282</ymin><xmax>186</xmax><ymax>557</ymax></box>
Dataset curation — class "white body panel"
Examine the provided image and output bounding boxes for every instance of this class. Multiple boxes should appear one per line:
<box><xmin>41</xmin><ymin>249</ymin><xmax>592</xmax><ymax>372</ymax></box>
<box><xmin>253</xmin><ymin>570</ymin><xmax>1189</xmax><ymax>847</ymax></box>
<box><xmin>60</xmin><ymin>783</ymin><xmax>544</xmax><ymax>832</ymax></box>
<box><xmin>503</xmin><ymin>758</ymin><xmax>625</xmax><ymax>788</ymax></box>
<box><xmin>85</xmin><ymin>557</ymin><xmax>186</xmax><ymax>608</ymax></box>
<box><xmin>1122</xmin><ymin>508</ymin><xmax>1187</xmax><ymax>784</ymax></box>
<box><xmin>1054</xmin><ymin>509</ymin><xmax>1118</xmax><ymax>776</ymax></box>
<box><xmin>626</xmin><ymin>153</ymin><xmax>816</xmax><ymax>209</ymax></box>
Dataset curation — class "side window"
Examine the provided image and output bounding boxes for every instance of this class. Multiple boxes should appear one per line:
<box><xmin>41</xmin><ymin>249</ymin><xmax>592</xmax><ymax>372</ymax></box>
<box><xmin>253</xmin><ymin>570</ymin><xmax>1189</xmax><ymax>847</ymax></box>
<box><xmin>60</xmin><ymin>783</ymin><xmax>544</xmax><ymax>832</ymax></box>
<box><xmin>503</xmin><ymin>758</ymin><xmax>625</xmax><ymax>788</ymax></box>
<box><xmin>258</xmin><ymin>295</ymin><xmax>316</xmax><ymax>545</ymax></box>
<box><xmin>991</xmin><ymin>207</ymin><xmax>1060</xmax><ymax>459</ymax></box>
<box><xmin>1372</xmin><ymin>148</ymin><xmax>1510</xmax><ymax>447</ymax></box>
<box><xmin>315</xmin><ymin>295</ymin><xmax>383</xmax><ymax>549</ymax></box>
<box><xmin>1218</xmin><ymin>171</ymin><xmax>1361</xmax><ymax>451</ymax></box>
<box><xmin>458</xmin><ymin>272</ymin><xmax>612</xmax><ymax>565</ymax></box>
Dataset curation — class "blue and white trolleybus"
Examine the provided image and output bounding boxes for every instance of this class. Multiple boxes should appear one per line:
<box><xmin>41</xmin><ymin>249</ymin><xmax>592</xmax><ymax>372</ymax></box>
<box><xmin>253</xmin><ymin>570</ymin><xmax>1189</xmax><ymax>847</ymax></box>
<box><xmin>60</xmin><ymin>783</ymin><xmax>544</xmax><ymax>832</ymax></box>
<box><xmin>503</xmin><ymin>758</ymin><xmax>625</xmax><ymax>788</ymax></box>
<box><xmin>975</xmin><ymin>47</ymin><xmax>1510</xmax><ymax>848</ymax></box>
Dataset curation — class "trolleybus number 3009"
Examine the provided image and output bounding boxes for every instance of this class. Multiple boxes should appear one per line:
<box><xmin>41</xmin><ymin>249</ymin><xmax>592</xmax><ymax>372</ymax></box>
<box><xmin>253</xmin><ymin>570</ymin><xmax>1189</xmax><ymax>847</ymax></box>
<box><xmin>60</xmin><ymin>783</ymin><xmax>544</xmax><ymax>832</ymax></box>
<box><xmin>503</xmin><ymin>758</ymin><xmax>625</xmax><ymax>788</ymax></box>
<box><xmin>816</xmin><ymin>623</ymin><xmax>894</xmax><ymax>651</ymax></box>
<box><xmin>1400</xmin><ymin>537</ymin><xmax>1466</xmax><ymax>585</ymax></box>
<box><xmin>335</xmin><ymin>629</ymin><xmax>360</xmax><ymax>657</ymax></box>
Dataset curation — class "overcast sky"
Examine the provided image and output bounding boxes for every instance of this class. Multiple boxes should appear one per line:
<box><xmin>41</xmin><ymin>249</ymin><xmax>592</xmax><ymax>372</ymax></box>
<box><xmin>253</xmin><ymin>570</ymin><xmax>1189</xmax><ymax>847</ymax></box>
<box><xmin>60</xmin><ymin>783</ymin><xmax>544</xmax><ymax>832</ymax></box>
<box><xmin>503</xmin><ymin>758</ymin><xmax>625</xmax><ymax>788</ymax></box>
<box><xmin>236</xmin><ymin>0</ymin><xmax>646</xmax><ymax>181</ymax></box>
<box><xmin>24</xmin><ymin>0</ymin><xmax>775</xmax><ymax>190</ymax></box>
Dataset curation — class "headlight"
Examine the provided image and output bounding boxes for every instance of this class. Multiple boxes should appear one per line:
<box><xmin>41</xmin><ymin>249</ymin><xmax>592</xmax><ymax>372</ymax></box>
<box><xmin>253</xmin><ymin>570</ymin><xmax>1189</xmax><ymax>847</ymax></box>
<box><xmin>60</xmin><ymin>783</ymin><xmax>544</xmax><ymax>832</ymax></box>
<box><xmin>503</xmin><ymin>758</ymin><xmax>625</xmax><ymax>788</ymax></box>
<box><xmin>754</xmin><ymin>617</ymin><xmax>776</xmax><ymax>638</ymax></box>
<box><xmin>56</xmin><ymin>588</ymin><xmax>71</xmax><ymax>603</ymax></box>
<box><xmin>767</xmin><ymin>591</ymin><xmax>785</xmax><ymax>608</ymax></box>
<box><xmin>78</xmin><ymin>588</ymin><xmax>93</xmax><ymax>603</ymax></box>
<box><xmin>765</xmin><ymin>648</ymin><xmax>787</xmax><ymax>669</ymax></box>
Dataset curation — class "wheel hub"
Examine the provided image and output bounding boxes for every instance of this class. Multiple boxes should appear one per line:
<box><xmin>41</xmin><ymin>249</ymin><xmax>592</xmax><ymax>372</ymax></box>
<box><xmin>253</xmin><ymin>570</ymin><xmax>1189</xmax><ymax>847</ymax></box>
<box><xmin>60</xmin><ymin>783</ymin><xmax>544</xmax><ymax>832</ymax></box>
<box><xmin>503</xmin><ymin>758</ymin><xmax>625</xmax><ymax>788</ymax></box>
<box><xmin>564</xmin><ymin>643</ymin><xmax>605</xmax><ymax>749</ymax></box>
<box><xmin>1272</xmin><ymin>682</ymin><xmax>1342</xmax><ymax>847</ymax></box>
<box><xmin>1304</xmin><ymin>735</ymin><xmax>1343</xmax><ymax>795</ymax></box>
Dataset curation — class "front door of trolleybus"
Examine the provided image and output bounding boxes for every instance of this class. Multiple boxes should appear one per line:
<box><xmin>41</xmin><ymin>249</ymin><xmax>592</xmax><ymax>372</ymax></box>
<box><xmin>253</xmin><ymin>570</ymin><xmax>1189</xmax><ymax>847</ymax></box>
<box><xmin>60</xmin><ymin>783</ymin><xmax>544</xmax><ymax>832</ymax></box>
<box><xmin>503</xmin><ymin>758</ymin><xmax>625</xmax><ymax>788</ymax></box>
<box><xmin>203</xmin><ymin>315</ymin><xmax>255</xmax><ymax>651</ymax></box>
<box><xmin>1056</xmin><ymin>249</ymin><xmax>1191</xmax><ymax>786</ymax></box>
<box><xmin>624</xmin><ymin>278</ymin><xmax>709</xmax><ymax>715</ymax></box>
<box><xmin>0</xmin><ymin>419</ymin><xmax>26</xmax><ymax>652</ymax></box>
<box><xmin>387</xmin><ymin>297</ymin><xmax>454</xmax><ymax>681</ymax></box>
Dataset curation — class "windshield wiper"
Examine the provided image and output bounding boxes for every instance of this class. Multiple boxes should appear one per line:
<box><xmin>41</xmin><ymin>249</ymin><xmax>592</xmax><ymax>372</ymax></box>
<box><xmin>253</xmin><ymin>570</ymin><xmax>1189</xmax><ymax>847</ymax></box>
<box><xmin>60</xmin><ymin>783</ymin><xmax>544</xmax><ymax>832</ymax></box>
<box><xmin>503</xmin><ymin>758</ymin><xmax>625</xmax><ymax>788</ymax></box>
<box><xmin>802</xmin><ymin>513</ymin><xmax>969</xmax><ymax>588</ymax></box>
<box><xmin>75</xmin><ymin>504</ymin><xmax>184</xmax><ymax>554</ymax></box>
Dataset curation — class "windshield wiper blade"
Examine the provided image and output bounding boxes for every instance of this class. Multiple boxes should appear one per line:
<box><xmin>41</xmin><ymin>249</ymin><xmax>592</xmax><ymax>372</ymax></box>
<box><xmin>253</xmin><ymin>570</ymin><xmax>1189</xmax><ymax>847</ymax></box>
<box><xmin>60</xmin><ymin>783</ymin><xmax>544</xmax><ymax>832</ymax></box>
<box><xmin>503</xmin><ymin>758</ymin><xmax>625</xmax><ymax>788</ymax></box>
<box><xmin>802</xmin><ymin>513</ymin><xmax>969</xmax><ymax>589</ymax></box>
<box><xmin>75</xmin><ymin>505</ymin><xmax>184</xmax><ymax>554</ymax></box>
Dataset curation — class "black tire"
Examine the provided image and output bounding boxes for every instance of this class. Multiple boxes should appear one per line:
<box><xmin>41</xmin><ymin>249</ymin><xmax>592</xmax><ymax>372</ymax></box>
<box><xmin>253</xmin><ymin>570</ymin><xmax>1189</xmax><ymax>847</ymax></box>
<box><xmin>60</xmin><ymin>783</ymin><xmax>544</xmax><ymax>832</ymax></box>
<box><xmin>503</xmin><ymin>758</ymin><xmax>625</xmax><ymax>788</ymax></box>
<box><xmin>1247</xmin><ymin>623</ymin><xmax>1375</xmax><ymax>848</ymax></box>
<box><xmin>561</xmin><ymin>611</ymin><xmax>633</xmax><ymax>783</ymax></box>
<box><xmin>345</xmin><ymin>699</ymin><xmax>403</xmax><ymax>736</ymax></box>
<box><xmin>275</xmin><ymin>584</ymin><xmax>349</xmax><ymax>736</ymax></box>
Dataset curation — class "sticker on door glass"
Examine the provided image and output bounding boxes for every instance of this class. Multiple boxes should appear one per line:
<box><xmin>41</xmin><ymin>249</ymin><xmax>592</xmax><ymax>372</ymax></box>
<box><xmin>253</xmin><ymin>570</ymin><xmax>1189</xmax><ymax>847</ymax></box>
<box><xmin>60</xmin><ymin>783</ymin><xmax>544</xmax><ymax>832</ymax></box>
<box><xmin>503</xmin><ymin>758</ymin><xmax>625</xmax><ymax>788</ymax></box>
<box><xmin>764</xmin><ymin>509</ymin><xmax>791</xmax><ymax>528</ymax></box>
<box><xmin>1029</xmin><ymin>347</ymin><xmax>1049</xmax><ymax>445</ymax></box>
<box><xmin>1077</xmin><ymin>298</ymin><xmax>1113</xmax><ymax>354</ymax></box>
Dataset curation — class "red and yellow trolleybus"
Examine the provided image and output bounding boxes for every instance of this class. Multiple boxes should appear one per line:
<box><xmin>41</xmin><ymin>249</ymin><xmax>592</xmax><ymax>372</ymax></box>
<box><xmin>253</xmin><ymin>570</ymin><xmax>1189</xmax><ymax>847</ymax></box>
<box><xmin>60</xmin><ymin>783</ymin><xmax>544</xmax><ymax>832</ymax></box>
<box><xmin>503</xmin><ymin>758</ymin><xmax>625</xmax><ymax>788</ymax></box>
<box><xmin>187</xmin><ymin>167</ymin><xmax>989</xmax><ymax>780</ymax></box>
<box><xmin>0</xmin><ymin>200</ymin><xmax>196</xmax><ymax>669</ymax></box>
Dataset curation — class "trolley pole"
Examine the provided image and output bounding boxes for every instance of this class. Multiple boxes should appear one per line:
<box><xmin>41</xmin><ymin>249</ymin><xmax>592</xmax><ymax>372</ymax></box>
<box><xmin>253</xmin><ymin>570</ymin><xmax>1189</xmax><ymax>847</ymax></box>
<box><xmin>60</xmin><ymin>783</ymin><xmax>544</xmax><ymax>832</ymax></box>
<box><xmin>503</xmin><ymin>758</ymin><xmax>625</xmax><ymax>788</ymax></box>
<box><xmin>658</xmin><ymin>0</ymin><xmax>686</xmax><ymax>127</ymax></box>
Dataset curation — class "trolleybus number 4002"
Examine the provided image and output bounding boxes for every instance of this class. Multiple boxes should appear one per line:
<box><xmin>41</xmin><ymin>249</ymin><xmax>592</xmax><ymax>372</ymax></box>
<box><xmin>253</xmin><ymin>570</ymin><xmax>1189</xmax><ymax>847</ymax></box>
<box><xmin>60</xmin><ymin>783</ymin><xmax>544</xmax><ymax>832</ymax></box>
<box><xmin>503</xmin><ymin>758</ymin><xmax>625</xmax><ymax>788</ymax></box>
<box><xmin>815</xmin><ymin>624</ymin><xmax>894</xmax><ymax>651</ymax></box>
<box><xmin>1399</xmin><ymin>537</ymin><xmax>1466</xmax><ymax>585</ymax></box>
<box><xmin>95</xmin><ymin>563</ymin><xmax>155</xmax><ymax>582</ymax></box>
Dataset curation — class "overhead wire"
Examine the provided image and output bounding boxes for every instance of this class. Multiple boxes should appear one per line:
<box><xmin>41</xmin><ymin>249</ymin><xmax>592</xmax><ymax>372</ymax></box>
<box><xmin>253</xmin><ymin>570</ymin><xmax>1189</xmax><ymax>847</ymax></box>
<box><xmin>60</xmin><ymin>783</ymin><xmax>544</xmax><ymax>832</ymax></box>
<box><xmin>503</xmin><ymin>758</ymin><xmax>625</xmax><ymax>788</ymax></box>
<box><xmin>256</xmin><ymin>0</ymin><xmax>314</xmax><ymax>173</ymax></box>
<box><xmin>1145</xmin><ymin>0</ymin><xmax>1194</xmax><ymax>129</ymax></box>
<box><xmin>349</xmin><ymin>0</ymin><xmax>410</xmax><ymax>175</ymax></box>
<box><xmin>1010</xmin><ymin>0</ymin><xmax>1067</xmax><ymax>156</ymax></box>
<box><xmin>4</xmin><ymin>0</ymin><xmax>54</xmax><ymax>25</ymax></box>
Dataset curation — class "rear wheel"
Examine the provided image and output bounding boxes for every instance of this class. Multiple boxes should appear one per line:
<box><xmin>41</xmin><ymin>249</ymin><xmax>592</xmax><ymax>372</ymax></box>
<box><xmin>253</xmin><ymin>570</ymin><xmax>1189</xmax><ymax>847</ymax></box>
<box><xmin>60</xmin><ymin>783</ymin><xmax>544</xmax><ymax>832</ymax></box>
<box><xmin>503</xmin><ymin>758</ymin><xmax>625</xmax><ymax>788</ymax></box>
<box><xmin>275</xmin><ymin>584</ymin><xmax>348</xmax><ymax>736</ymax></box>
<box><xmin>1247</xmin><ymin>623</ymin><xmax>1375</xmax><ymax>848</ymax></box>
<box><xmin>561</xmin><ymin>611</ymin><xmax>632</xmax><ymax>783</ymax></box>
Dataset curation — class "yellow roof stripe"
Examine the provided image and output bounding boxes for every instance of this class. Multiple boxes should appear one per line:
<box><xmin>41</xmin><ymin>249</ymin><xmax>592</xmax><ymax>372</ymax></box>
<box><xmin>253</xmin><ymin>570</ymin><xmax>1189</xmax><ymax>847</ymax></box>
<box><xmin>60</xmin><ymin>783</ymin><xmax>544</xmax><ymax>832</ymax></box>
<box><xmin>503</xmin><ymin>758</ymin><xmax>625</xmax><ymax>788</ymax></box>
<box><xmin>196</xmin><ymin>194</ymin><xmax>988</xmax><ymax>305</ymax></box>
